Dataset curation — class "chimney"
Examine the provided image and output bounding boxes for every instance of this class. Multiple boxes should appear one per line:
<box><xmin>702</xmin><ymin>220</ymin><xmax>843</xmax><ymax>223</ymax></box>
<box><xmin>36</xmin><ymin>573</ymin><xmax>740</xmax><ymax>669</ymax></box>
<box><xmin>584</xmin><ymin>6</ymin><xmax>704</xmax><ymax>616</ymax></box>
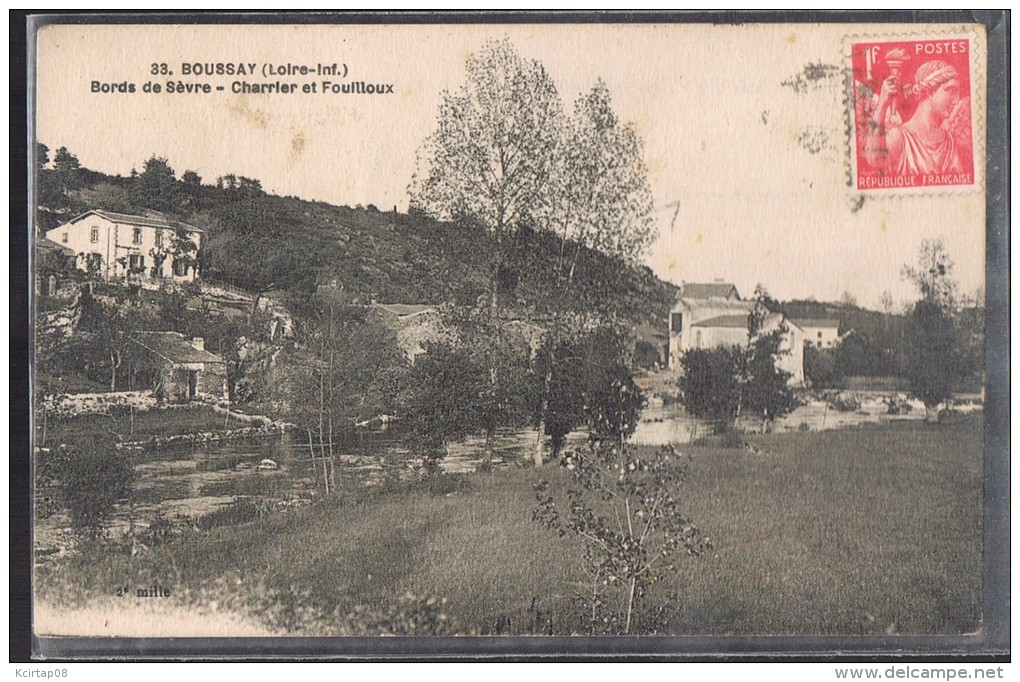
<box><xmin>192</xmin><ymin>337</ymin><xmax>205</xmax><ymax>351</ymax></box>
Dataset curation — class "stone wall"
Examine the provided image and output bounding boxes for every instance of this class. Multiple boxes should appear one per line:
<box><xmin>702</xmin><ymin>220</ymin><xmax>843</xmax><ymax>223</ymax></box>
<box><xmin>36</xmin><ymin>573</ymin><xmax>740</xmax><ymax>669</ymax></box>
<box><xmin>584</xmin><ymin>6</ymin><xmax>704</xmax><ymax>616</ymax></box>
<box><xmin>42</xmin><ymin>391</ymin><xmax>157</xmax><ymax>418</ymax></box>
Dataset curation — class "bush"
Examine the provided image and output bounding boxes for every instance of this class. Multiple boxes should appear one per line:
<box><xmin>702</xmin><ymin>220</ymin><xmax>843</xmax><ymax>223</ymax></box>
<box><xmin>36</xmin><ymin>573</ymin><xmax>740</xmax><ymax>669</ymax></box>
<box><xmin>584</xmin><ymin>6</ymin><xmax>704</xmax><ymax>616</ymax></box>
<box><xmin>49</xmin><ymin>438</ymin><xmax>135</xmax><ymax>541</ymax></box>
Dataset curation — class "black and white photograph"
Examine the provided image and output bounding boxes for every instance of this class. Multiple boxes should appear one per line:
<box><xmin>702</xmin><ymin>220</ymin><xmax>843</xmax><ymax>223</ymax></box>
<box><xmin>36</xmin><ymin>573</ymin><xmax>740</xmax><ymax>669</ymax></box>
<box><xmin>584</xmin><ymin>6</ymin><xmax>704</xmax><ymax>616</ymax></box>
<box><xmin>22</xmin><ymin>15</ymin><xmax>1007</xmax><ymax>658</ymax></box>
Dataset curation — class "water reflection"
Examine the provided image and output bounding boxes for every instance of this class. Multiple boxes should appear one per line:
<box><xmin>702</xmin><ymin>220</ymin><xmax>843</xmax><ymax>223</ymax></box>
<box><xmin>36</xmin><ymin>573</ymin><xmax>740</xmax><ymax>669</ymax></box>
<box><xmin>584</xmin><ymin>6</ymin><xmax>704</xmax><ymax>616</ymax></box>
<box><xmin>36</xmin><ymin>393</ymin><xmax>943</xmax><ymax>547</ymax></box>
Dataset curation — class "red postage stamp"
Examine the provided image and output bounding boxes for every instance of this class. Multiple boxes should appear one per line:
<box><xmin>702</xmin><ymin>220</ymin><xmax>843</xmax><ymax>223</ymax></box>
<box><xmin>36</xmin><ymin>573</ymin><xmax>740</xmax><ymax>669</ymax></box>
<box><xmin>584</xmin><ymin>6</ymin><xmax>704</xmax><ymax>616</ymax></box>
<box><xmin>849</xmin><ymin>35</ymin><xmax>978</xmax><ymax>192</ymax></box>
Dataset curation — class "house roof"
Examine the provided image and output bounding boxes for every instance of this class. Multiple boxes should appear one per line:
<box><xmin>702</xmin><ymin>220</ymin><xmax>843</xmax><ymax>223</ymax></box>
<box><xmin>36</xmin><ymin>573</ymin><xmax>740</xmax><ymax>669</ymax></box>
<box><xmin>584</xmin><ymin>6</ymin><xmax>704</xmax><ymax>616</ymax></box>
<box><xmin>678</xmin><ymin>282</ymin><xmax>739</xmax><ymax>300</ymax></box>
<box><xmin>37</xmin><ymin>237</ymin><xmax>76</xmax><ymax>257</ymax></box>
<box><xmin>131</xmin><ymin>332</ymin><xmax>225</xmax><ymax>364</ymax></box>
<box><xmin>791</xmin><ymin>318</ymin><xmax>840</xmax><ymax>329</ymax></box>
<box><xmin>691</xmin><ymin>314</ymin><xmax>750</xmax><ymax>329</ymax></box>
<box><xmin>70</xmin><ymin>209</ymin><xmax>204</xmax><ymax>234</ymax></box>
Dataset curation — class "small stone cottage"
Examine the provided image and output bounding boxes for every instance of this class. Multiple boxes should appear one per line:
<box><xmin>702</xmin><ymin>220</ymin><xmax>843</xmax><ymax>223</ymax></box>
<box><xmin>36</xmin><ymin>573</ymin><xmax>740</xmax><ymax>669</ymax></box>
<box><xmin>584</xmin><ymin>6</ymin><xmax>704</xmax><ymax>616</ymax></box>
<box><xmin>130</xmin><ymin>332</ymin><xmax>228</xmax><ymax>403</ymax></box>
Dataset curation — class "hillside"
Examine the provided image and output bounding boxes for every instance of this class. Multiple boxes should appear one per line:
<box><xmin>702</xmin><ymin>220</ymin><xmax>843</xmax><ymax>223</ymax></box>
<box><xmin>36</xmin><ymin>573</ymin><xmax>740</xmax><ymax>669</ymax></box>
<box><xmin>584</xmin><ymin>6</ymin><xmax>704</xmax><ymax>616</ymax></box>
<box><xmin>35</xmin><ymin>155</ymin><xmax>678</xmax><ymax>335</ymax></box>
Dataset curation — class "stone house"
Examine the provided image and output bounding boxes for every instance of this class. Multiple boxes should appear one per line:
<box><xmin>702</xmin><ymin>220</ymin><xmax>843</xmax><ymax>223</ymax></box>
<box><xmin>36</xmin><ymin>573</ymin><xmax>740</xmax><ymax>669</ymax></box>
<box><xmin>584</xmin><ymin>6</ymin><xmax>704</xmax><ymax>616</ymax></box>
<box><xmin>45</xmin><ymin>209</ymin><xmax>203</xmax><ymax>283</ymax></box>
<box><xmin>130</xmin><ymin>332</ymin><xmax>227</xmax><ymax>403</ymax></box>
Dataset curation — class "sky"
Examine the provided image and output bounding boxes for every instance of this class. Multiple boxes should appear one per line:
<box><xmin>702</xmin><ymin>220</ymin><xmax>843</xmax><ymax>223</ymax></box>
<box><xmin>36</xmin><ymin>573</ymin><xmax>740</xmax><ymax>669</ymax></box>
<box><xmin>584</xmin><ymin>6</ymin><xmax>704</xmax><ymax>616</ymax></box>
<box><xmin>34</xmin><ymin>22</ymin><xmax>987</xmax><ymax>310</ymax></box>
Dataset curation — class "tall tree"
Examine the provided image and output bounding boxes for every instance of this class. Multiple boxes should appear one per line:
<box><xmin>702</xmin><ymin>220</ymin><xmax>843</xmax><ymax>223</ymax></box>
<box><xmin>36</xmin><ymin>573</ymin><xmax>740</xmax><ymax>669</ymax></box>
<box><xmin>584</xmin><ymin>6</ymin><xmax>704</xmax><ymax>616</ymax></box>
<box><xmin>902</xmin><ymin>239</ymin><xmax>965</xmax><ymax>422</ymax></box>
<box><xmin>409</xmin><ymin>37</ymin><xmax>563</xmax><ymax>317</ymax></box>
<box><xmin>530</xmin><ymin>81</ymin><xmax>656</xmax><ymax>464</ymax></box>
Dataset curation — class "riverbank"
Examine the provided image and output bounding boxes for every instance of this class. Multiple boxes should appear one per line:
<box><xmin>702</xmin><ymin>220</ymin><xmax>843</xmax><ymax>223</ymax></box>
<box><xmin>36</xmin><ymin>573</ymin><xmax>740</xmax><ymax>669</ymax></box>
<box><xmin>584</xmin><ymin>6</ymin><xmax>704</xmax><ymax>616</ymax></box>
<box><xmin>36</xmin><ymin>414</ymin><xmax>983</xmax><ymax>637</ymax></box>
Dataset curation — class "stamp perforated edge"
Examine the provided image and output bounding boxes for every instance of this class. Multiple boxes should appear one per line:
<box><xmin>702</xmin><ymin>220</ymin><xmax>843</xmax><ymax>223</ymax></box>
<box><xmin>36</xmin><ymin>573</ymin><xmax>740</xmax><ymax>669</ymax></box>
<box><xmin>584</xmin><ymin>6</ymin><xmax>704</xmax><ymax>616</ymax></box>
<box><xmin>841</xmin><ymin>26</ymin><xmax>986</xmax><ymax>198</ymax></box>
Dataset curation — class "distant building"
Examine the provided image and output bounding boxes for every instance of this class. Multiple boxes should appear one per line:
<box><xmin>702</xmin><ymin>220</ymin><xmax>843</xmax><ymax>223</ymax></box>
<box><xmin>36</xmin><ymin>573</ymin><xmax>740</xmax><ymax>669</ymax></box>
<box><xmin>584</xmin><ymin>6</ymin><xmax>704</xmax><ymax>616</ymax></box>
<box><xmin>791</xmin><ymin>318</ymin><xmax>842</xmax><ymax>349</ymax></box>
<box><xmin>35</xmin><ymin>237</ymin><xmax>77</xmax><ymax>295</ymax></box>
<box><xmin>46</xmin><ymin>210</ymin><xmax>203</xmax><ymax>283</ymax></box>
<box><xmin>367</xmin><ymin>303</ymin><xmax>444</xmax><ymax>364</ymax></box>
<box><xmin>130</xmin><ymin>332</ymin><xmax>227</xmax><ymax>403</ymax></box>
<box><xmin>668</xmin><ymin>283</ymin><xmax>805</xmax><ymax>385</ymax></box>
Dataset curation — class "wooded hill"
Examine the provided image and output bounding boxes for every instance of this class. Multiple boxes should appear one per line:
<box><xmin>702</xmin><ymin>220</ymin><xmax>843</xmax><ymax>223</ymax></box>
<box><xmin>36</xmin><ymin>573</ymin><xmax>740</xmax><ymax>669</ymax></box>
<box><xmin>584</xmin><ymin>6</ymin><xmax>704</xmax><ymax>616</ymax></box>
<box><xmin>36</xmin><ymin>152</ymin><xmax>678</xmax><ymax>338</ymax></box>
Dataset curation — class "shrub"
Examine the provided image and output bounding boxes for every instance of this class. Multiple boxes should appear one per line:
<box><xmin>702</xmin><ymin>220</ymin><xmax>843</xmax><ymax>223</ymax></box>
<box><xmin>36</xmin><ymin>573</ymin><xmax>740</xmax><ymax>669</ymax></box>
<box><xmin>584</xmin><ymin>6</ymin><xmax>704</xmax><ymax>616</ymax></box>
<box><xmin>49</xmin><ymin>438</ymin><xmax>135</xmax><ymax>542</ymax></box>
<box><xmin>535</xmin><ymin>443</ymin><xmax>708</xmax><ymax>635</ymax></box>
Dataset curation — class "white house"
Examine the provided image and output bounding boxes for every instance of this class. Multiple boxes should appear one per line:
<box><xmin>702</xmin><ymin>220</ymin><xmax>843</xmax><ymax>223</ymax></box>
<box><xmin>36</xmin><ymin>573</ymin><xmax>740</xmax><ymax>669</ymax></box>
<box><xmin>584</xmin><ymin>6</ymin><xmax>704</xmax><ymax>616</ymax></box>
<box><xmin>668</xmin><ymin>282</ymin><xmax>805</xmax><ymax>385</ymax></box>
<box><xmin>45</xmin><ymin>210</ymin><xmax>203</xmax><ymax>283</ymax></box>
<box><xmin>791</xmin><ymin>318</ymin><xmax>842</xmax><ymax>349</ymax></box>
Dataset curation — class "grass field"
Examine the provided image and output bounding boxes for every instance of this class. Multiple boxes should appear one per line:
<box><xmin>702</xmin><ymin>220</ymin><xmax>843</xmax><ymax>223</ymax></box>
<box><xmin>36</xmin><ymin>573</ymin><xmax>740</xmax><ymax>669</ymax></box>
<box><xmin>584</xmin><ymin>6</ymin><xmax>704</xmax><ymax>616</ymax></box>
<box><xmin>36</xmin><ymin>415</ymin><xmax>983</xmax><ymax>636</ymax></box>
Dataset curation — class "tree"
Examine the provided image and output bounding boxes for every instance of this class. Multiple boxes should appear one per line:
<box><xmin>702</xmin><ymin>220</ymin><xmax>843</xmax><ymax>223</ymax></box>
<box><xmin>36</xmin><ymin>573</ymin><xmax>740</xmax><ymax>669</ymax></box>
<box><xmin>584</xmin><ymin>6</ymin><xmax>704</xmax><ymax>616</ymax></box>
<box><xmin>677</xmin><ymin>299</ymin><xmax>797</xmax><ymax>434</ymax></box>
<box><xmin>740</xmin><ymin>316</ymin><xmax>799</xmax><ymax>425</ymax></box>
<box><xmin>53</xmin><ymin>146</ymin><xmax>81</xmax><ymax>171</ymax></box>
<box><xmin>529</xmin><ymin>81</ymin><xmax>657</xmax><ymax>465</ymax></box>
<box><xmin>901</xmin><ymin>238</ymin><xmax>958</xmax><ymax>310</ymax></box>
<box><xmin>410</xmin><ymin>37</ymin><xmax>563</xmax><ymax>317</ymax></box>
<box><xmin>906</xmin><ymin>301</ymin><xmax>960</xmax><ymax>422</ymax></box>
<box><xmin>134</xmin><ymin>155</ymin><xmax>181</xmax><ymax>213</ymax></box>
<box><xmin>36</xmin><ymin>141</ymin><xmax>50</xmax><ymax>169</ymax></box>
<box><xmin>676</xmin><ymin>346</ymin><xmax>742</xmax><ymax>432</ymax></box>
<box><xmin>402</xmin><ymin>342</ymin><xmax>490</xmax><ymax>471</ymax></box>
<box><xmin>182</xmin><ymin>170</ymin><xmax>202</xmax><ymax>186</ymax></box>
<box><xmin>880</xmin><ymin>290</ymin><xmax>895</xmax><ymax>315</ymax></box>
<box><xmin>902</xmin><ymin>240</ymin><xmax>965</xmax><ymax>422</ymax></box>
<box><xmin>283</xmin><ymin>290</ymin><xmax>405</xmax><ymax>492</ymax></box>
<box><xmin>839</xmin><ymin>290</ymin><xmax>859</xmax><ymax>308</ymax></box>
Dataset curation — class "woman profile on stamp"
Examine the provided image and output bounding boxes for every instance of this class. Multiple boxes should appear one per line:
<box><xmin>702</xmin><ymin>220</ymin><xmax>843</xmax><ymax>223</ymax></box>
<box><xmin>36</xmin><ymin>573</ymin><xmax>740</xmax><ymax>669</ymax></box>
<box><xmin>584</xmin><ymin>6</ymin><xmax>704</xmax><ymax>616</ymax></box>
<box><xmin>861</xmin><ymin>58</ymin><xmax>971</xmax><ymax>177</ymax></box>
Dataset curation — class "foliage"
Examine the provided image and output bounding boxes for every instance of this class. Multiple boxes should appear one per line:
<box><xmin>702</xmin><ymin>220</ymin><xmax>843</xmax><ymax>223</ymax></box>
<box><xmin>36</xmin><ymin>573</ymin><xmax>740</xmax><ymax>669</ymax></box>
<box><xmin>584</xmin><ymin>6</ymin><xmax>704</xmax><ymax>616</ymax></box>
<box><xmin>281</xmin><ymin>290</ymin><xmax>405</xmax><ymax>492</ymax></box>
<box><xmin>53</xmin><ymin>146</ymin><xmax>81</xmax><ymax>172</ymax></box>
<box><xmin>403</xmin><ymin>321</ymin><xmax>532</xmax><ymax>468</ymax></box>
<box><xmin>409</xmin><ymin>36</ymin><xmax>563</xmax><ymax>310</ymax></box>
<box><xmin>901</xmin><ymin>240</ymin><xmax>969</xmax><ymax>421</ymax></box>
<box><xmin>740</xmin><ymin>321</ymin><xmax>799</xmax><ymax>422</ymax></box>
<box><xmin>534</xmin><ymin>443</ymin><xmax>708</xmax><ymax>634</ymax></box>
<box><xmin>803</xmin><ymin>343</ymin><xmax>843</xmax><ymax>388</ymax></box>
<box><xmin>48</xmin><ymin>437</ymin><xmax>135</xmax><ymax>541</ymax></box>
<box><xmin>906</xmin><ymin>300</ymin><xmax>961</xmax><ymax>420</ymax></box>
<box><xmin>133</xmin><ymin>156</ymin><xmax>181</xmax><ymax>214</ymax></box>
<box><xmin>676</xmin><ymin>307</ymin><xmax>797</xmax><ymax>431</ymax></box>
<box><xmin>402</xmin><ymin>341</ymin><xmax>488</xmax><ymax>469</ymax></box>
<box><xmin>901</xmin><ymin>238</ymin><xmax>958</xmax><ymax>310</ymax></box>
<box><xmin>675</xmin><ymin>346</ymin><xmax>742</xmax><ymax>431</ymax></box>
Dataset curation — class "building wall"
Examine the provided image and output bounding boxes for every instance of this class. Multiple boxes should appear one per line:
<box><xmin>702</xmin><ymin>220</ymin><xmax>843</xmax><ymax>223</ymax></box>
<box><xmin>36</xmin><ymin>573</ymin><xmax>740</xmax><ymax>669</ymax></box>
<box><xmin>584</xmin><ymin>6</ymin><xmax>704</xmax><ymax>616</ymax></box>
<box><xmin>157</xmin><ymin>361</ymin><xmax>227</xmax><ymax>403</ymax></box>
<box><xmin>668</xmin><ymin>301</ymin><xmax>805</xmax><ymax>386</ymax></box>
<box><xmin>802</xmin><ymin>326</ymin><xmax>841</xmax><ymax>349</ymax></box>
<box><xmin>46</xmin><ymin>214</ymin><xmax>202</xmax><ymax>282</ymax></box>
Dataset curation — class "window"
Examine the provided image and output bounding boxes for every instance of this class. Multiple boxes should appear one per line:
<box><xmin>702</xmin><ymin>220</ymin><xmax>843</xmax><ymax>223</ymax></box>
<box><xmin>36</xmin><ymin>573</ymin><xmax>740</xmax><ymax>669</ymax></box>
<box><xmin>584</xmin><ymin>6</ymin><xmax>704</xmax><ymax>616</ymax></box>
<box><xmin>670</xmin><ymin>312</ymin><xmax>683</xmax><ymax>332</ymax></box>
<box><xmin>695</xmin><ymin>331</ymin><xmax>702</xmax><ymax>348</ymax></box>
<box><xmin>86</xmin><ymin>253</ymin><xmax>102</xmax><ymax>271</ymax></box>
<box><xmin>173</xmin><ymin>259</ymin><xmax>188</xmax><ymax>276</ymax></box>
<box><xmin>128</xmin><ymin>254</ymin><xmax>145</xmax><ymax>272</ymax></box>
<box><xmin>817</xmin><ymin>331</ymin><xmax>823</xmax><ymax>338</ymax></box>
<box><xmin>155</xmin><ymin>231</ymin><xmax>163</xmax><ymax>248</ymax></box>
<box><xmin>61</xmin><ymin>232</ymin><xmax>68</xmax><ymax>243</ymax></box>
<box><xmin>133</xmin><ymin>228</ymin><xmax>143</xmax><ymax>245</ymax></box>
<box><xmin>90</xmin><ymin>226</ymin><xmax>100</xmax><ymax>243</ymax></box>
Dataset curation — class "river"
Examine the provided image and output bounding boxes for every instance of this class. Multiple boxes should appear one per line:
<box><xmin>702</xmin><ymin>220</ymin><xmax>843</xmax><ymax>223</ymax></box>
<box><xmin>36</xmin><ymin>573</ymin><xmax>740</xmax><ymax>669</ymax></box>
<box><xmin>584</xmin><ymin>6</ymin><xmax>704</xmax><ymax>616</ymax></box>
<box><xmin>36</xmin><ymin>391</ymin><xmax>972</xmax><ymax>554</ymax></box>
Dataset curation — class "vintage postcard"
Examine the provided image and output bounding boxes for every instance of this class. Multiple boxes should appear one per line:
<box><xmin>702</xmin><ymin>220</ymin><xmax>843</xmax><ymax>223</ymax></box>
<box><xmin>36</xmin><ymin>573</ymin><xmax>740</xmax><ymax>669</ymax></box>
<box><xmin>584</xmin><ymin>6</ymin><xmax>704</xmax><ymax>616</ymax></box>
<box><xmin>27</xmin><ymin>17</ymin><xmax>1003</xmax><ymax>656</ymax></box>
